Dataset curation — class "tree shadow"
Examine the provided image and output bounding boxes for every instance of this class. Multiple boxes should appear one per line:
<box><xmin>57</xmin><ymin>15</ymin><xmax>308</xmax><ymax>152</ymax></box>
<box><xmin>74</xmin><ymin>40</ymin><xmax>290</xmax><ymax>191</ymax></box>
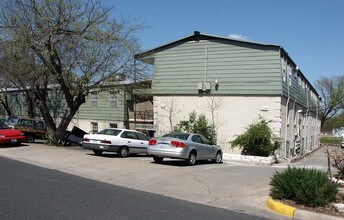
<box><xmin>0</xmin><ymin>143</ymin><xmax>29</xmax><ymax>148</ymax></box>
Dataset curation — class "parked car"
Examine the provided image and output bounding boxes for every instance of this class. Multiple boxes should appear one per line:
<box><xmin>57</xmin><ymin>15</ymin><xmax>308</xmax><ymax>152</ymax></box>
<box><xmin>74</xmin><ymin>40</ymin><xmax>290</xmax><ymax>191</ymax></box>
<box><xmin>7</xmin><ymin>116</ymin><xmax>47</xmax><ymax>143</ymax></box>
<box><xmin>341</xmin><ymin>140</ymin><xmax>344</xmax><ymax>148</ymax></box>
<box><xmin>0</xmin><ymin>117</ymin><xmax>5</xmax><ymax>124</ymax></box>
<box><xmin>0</xmin><ymin>122</ymin><xmax>26</xmax><ymax>145</ymax></box>
<box><xmin>5</xmin><ymin>116</ymin><xmax>20</xmax><ymax>127</ymax></box>
<box><xmin>82</xmin><ymin>128</ymin><xmax>149</xmax><ymax>157</ymax></box>
<box><xmin>148</xmin><ymin>133</ymin><xmax>223</xmax><ymax>166</ymax></box>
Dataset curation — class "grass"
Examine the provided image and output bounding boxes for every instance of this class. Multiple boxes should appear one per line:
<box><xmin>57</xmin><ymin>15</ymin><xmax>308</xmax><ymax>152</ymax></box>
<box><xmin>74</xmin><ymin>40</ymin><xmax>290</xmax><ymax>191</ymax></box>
<box><xmin>320</xmin><ymin>137</ymin><xmax>343</xmax><ymax>145</ymax></box>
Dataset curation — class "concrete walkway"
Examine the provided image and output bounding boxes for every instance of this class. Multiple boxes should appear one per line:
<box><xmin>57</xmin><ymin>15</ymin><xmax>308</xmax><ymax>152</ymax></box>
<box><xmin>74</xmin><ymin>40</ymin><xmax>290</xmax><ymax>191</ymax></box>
<box><xmin>0</xmin><ymin>143</ymin><xmax>342</xmax><ymax>220</ymax></box>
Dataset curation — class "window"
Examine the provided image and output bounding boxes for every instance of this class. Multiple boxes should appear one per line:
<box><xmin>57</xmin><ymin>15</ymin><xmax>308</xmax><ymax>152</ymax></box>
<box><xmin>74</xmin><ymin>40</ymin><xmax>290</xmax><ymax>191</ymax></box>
<box><xmin>288</xmin><ymin>68</ymin><xmax>292</xmax><ymax>86</ymax></box>
<box><xmin>34</xmin><ymin>120</ymin><xmax>44</xmax><ymax>128</ymax></box>
<box><xmin>136</xmin><ymin>132</ymin><xmax>149</xmax><ymax>141</ymax></box>
<box><xmin>91</xmin><ymin>122</ymin><xmax>98</xmax><ymax>134</ymax></box>
<box><xmin>282</xmin><ymin>69</ymin><xmax>287</xmax><ymax>82</ymax></box>
<box><xmin>98</xmin><ymin>129</ymin><xmax>120</xmax><ymax>136</ymax></box>
<box><xmin>191</xmin><ymin>135</ymin><xmax>202</xmax><ymax>144</ymax></box>
<box><xmin>121</xmin><ymin>131</ymin><xmax>137</xmax><ymax>139</ymax></box>
<box><xmin>109</xmin><ymin>91</ymin><xmax>117</xmax><ymax>108</ymax></box>
<box><xmin>200</xmin><ymin>135</ymin><xmax>211</xmax><ymax>145</ymax></box>
<box><xmin>109</xmin><ymin>123</ymin><xmax>117</xmax><ymax>128</ymax></box>
<box><xmin>90</xmin><ymin>92</ymin><xmax>98</xmax><ymax>107</ymax></box>
<box><xmin>22</xmin><ymin>119</ymin><xmax>33</xmax><ymax>127</ymax></box>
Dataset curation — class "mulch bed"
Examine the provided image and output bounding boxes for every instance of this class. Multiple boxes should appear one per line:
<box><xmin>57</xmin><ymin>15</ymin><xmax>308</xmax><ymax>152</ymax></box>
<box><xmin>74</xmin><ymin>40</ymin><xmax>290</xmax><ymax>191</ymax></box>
<box><xmin>277</xmin><ymin>189</ymin><xmax>344</xmax><ymax>218</ymax></box>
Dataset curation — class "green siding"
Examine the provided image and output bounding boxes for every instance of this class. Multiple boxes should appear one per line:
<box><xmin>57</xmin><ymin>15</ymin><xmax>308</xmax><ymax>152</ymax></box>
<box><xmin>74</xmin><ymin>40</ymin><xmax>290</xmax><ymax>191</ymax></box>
<box><xmin>151</xmin><ymin>39</ymin><xmax>281</xmax><ymax>95</ymax></box>
<box><xmin>281</xmin><ymin>67</ymin><xmax>319</xmax><ymax>113</ymax></box>
<box><xmin>77</xmin><ymin>90</ymin><xmax>127</xmax><ymax>121</ymax></box>
<box><xmin>0</xmin><ymin>89</ymin><xmax>66</xmax><ymax>119</ymax></box>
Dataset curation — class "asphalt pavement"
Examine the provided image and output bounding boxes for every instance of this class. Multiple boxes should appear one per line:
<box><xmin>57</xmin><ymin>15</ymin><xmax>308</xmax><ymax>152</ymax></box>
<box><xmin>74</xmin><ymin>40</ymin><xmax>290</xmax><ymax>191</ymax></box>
<box><xmin>0</xmin><ymin>156</ymin><xmax>269</xmax><ymax>220</ymax></box>
<box><xmin>0</xmin><ymin>143</ymin><xmax>342</xmax><ymax>220</ymax></box>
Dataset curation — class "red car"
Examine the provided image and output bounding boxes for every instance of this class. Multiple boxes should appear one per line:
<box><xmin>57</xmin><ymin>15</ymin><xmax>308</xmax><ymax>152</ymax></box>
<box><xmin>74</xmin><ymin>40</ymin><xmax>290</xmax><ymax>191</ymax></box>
<box><xmin>0</xmin><ymin>123</ymin><xmax>26</xmax><ymax>145</ymax></box>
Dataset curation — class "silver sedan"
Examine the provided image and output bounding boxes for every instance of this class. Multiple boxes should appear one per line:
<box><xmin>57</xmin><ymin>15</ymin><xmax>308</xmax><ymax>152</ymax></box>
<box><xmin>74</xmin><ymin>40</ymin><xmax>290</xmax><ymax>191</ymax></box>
<box><xmin>148</xmin><ymin>133</ymin><xmax>222</xmax><ymax>166</ymax></box>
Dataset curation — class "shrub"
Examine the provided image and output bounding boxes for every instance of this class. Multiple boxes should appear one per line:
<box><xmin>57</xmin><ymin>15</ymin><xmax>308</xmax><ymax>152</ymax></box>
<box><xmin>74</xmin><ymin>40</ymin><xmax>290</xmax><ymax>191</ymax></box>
<box><xmin>230</xmin><ymin>118</ymin><xmax>280</xmax><ymax>156</ymax></box>
<box><xmin>326</xmin><ymin>147</ymin><xmax>344</xmax><ymax>181</ymax></box>
<box><xmin>270</xmin><ymin>167</ymin><xmax>338</xmax><ymax>207</ymax></box>
<box><xmin>173</xmin><ymin>111</ymin><xmax>216</xmax><ymax>144</ymax></box>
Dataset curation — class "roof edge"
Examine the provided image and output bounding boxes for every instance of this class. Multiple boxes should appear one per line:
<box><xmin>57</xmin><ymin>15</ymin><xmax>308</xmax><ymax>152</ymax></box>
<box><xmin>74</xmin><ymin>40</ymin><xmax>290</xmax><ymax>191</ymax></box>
<box><xmin>134</xmin><ymin>31</ymin><xmax>280</xmax><ymax>60</ymax></box>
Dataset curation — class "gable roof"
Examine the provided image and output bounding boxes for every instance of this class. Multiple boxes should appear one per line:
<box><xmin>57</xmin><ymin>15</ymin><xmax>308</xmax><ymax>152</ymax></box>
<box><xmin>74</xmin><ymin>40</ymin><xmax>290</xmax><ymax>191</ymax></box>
<box><xmin>134</xmin><ymin>31</ymin><xmax>281</xmax><ymax>63</ymax></box>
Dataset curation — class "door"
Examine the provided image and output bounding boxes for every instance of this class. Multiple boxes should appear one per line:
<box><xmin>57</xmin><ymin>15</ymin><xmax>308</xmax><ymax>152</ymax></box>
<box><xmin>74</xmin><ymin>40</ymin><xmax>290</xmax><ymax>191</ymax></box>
<box><xmin>121</xmin><ymin>131</ymin><xmax>148</xmax><ymax>153</ymax></box>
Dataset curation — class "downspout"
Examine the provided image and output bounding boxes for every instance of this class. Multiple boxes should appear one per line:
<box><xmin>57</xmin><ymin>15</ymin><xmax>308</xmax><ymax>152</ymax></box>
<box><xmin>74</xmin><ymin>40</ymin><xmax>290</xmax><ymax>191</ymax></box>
<box><xmin>304</xmin><ymin>89</ymin><xmax>310</xmax><ymax>154</ymax></box>
<box><xmin>283</xmin><ymin>57</ymin><xmax>290</xmax><ymax>160</ymax></box>
<box><xmin>204</xmin><ymin>46</ymin><xmax>208</xmax><ymax>86</ymax></box>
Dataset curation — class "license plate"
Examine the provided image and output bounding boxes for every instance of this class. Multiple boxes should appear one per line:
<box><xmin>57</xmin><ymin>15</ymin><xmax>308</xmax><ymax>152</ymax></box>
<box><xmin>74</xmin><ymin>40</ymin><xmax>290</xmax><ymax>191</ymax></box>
<box><xmin>157</xmin><ymin>144</ymin><xmax>170</xmax><ymax>148</ymax></box>
<box><xmin>11</xmin><ymin>139</ymin><xmax>17</xmax><ymax>142</ymax></box>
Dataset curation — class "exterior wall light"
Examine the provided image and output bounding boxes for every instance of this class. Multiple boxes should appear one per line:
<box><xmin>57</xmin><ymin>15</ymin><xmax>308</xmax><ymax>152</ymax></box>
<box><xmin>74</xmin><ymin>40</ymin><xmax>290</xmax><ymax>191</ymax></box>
<box><xmin>214</xmin><ymin>78</ymin><xmax>219</xmax><ymax>91</ymax></box>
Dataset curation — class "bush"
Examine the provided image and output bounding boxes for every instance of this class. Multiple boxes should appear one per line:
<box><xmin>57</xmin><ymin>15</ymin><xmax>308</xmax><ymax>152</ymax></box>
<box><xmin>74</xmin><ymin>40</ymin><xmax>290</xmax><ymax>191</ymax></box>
<box><xmin>230</xmin><ymin>118</ymin><xmax>279</xmax><ymax>156</ymax></box>
<box><xmin>173</xmin><ymin>111</ymin><xmax>216</xmax><ymax>144</ymax></box>
<box><xmin>326</xmin><ymin>147</ymin><xmax>344</xmax><ymax>180</ymax></box>
<box><xmin>270</xmin><ymin>167</ymin><xmax>338</xmax><ymax>207</ymax></box>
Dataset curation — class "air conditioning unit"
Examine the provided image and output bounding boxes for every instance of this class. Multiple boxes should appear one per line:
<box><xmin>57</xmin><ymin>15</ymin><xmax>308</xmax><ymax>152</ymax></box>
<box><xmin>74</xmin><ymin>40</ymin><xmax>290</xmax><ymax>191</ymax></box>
<box><xmin>204</xmin><ymin>82</ymin><xmax>211</xmax><ymax>90</ymax></box>
<box><xmin>197</xmin><ymin>82</ymin><xmax>203</xmax><ymax>90</ymax></box>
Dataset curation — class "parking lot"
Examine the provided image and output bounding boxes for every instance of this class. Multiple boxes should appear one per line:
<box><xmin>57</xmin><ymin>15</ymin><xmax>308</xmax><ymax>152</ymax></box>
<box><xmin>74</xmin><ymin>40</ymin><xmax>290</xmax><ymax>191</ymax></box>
<box><xmin>0</xmin><ymin>143</ymin><xmax>336</xmax><ymax>220</ymax></box>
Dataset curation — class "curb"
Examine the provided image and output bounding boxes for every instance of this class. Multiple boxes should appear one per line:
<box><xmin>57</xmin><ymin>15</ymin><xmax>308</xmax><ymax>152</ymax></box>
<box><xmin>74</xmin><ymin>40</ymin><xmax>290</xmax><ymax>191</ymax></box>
<box><xmin>266</xmin><ymin>197</ymin><xmax>295</xmax><ymax>218</ymax></box>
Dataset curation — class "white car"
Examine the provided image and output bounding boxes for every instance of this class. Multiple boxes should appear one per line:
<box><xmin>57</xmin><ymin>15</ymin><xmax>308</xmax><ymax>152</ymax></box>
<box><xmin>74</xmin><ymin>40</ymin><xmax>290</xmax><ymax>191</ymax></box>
<box><xmin>82</xmin><ymin>128</ymin><xmax>149</xmax><ymax>157</ymax></box>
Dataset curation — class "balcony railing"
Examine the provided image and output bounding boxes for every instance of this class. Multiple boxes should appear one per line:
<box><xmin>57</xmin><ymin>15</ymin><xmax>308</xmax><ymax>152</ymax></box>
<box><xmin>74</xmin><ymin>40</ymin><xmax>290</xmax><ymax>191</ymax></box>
<box><xmin>129</xmin><ymin>110</ymin><xmax>153</xmax><ymax>122</ymax></box>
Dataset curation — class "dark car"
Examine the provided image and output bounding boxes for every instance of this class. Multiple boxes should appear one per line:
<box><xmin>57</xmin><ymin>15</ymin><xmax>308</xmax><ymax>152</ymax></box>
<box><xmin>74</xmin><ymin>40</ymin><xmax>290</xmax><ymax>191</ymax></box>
<box><xmin>6</xmin><ymin>116</ymin><xmax>47</xmax><ymax>142</ymax></box>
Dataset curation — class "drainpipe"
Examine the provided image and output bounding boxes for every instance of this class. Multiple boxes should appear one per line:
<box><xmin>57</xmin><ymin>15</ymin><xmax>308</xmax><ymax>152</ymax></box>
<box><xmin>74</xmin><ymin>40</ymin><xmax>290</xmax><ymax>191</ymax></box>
<box><xmin>284</xmin><ymin>65</ymin><xmax>290</xmax><ymax>159</ymax></box>
<box><xmin>204</xmin><ymin>46</ymin><xmax>208</xmax><ymax>86</ymax></box>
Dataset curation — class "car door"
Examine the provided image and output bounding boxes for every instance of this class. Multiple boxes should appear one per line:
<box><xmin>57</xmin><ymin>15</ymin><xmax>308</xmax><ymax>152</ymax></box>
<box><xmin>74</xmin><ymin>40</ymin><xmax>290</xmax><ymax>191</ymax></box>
<box><xmin>191</xmin><ymin>134</ymin><xmax>208</xmax><ymax>160</ymax></box>
<box><xmin>121</xmin><ymin>131</ymin><xmax>148</xmax><ymax>154</ymax></box>
<box><xmin>135</xmin><ymin>132</ymin><xmax>149</xmax><ymax>153</ymax></box>
<box><xmin>199</xmin><ymin>135</ymin><xmax>216</xmax><ymax>158</ymax></box>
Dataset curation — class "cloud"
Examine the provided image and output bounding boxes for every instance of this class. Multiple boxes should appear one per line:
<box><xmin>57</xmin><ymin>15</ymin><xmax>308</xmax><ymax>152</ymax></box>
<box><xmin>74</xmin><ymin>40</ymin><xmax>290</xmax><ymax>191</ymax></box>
<box><xmin>228</xmin><ymin>34</ymin><xmax>249</xmax><ymax>41</ymax></box>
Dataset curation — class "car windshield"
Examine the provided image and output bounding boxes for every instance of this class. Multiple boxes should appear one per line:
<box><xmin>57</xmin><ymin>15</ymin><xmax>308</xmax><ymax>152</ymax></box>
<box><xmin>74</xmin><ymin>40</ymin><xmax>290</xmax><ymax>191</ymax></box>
<box><xmin>6</xmin><ymin>116</ymin><xmax>19</xmax><ymax>125</ymax></box>
<box><xmin>162</xmin><ymin>133</ymin><xmax>189</xmax><ymax>140</ymax></box>
<box><xmin>97</xmin><ymin>129</ymin><xmax>121</xmax><ymax>136</ymax></box>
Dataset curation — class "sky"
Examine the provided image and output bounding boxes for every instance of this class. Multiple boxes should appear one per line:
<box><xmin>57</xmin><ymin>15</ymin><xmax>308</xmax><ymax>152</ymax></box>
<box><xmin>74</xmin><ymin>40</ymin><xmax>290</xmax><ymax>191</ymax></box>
<box><xmin>107</xmin><ymin>0</ymin><xmax>344</xmax><ymax>84</ymax></box>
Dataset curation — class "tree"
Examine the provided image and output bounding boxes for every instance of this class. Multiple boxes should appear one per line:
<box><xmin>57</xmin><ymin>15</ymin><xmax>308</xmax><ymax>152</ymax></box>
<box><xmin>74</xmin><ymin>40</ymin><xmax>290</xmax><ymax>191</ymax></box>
<box><xmin>0</xmin><ymin>43</ymin><xmax>40</xmax><ymax>118</ymax></box>
<box><xmin>315</xmin><ymin>75</ymin><xmax>344</xmax><ymax>130</ymax></box>
<box><xmin>0</xmin><ymin>0</ymin><xmax>143</xmax><ymax>144</ymax></box>
<box><xmin>322</xmin><ymin>113</ymin><xmax>344</xmax><ymax>132</ymax></box>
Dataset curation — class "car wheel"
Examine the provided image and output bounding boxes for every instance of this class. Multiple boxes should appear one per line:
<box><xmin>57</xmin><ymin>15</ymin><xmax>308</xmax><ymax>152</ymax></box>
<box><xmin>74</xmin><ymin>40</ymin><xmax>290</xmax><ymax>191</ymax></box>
<box><xmin>118</xmin><ymin>147</ymin><xmax>129</xmax><ymax>158</ymax></box>
<box><xmin>153</xmin><ymin>156</ymin><xmax>163</xmax><ymax>163</ymax></box>
<box><xmin>213</xmin><ymin>151</ymin><xmax>223</xmax><ymax>163</ymax></box>
<box><xmin>93</xmin><ymin>150</ymin><xmax>103</xmax><ymax>156</ymax></box>
<box><xmin>186</xmin><ymin>151</ymin><xmax>197</xmax><ymax>166</ymax></box>
<box><xmin>25</xmin><ymin>134</ymin><xmax>35</xmax><ymax>143</ymax></box>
